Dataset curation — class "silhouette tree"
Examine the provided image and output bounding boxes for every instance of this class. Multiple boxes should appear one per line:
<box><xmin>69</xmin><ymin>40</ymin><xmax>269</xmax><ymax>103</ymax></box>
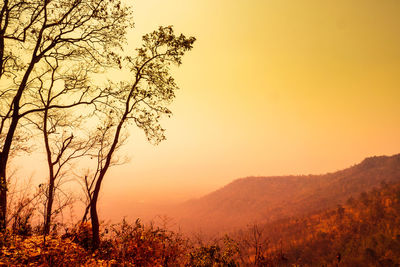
<box><xmin>0</xmin><ymin>0</ymin><xmax>132</xmax><ymax>230</ymax></box>
<box><xmin>83</xmin><ymin>26</ymin><xmax>195</xmax><ymax>249</ymax></box>
<box><xmin>26</xmin><ymin>59</ymin><xmax>98</xmax><ymax>235</ymax></box>
<box><xmin>236</xmin><ymin>223</ymin><xmax>271</xmax><ymax>266</ymax></box>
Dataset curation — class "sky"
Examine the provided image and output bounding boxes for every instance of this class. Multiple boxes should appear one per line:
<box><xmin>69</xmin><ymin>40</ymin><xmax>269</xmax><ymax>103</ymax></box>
<box><xmin>13</xmin><ymin>0</ymin><xmax>400</xmax><ymax>216</ymax></box>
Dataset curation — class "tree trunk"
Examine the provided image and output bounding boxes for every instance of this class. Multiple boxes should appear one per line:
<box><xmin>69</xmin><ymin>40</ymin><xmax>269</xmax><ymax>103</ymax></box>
<box><xmin>89</xmin><ymin>167</ymin><xmax>109</xmax><ymax>250</ymax></box>
<box><xmin>0</xmin><ymin>156</ymin><xmax>6</xmax><ymax>231</ymax></box>
<box><xmin>43</xmin><ymin>106</ymin><xmax>54</xmax><ymax>235</ymax></box>
<box><xmin>44</xmin><ymin>179</ymin><xmax>54</xmax><ymax>235</ymax></box>
<box><xmin>0</xmin><ymin>58</ymin><xmax>38</xmax><ymax>231</ymax></box>
<box><xmin>88</xmin><ymin>118</ymin><xmax>126</xmax><ymax>250</ymax></box>
<box><xmin>90</xmin><ymin>186</ymin><xmax>101</xmax><ymax>250</ymax></box>
<box><xmin>0</xmin><ymin>114</ymin><xmax>20</xmax><ymax>231</ymax></box>
<box><xmin>0</xmin><ymin>0</ymin><xmax>8</xmax><ymax>79</ymax></box>
<box><xmin>0</xmin><ymin>29</ymin><xmax>5</xmax><ymax>79</ymax></box>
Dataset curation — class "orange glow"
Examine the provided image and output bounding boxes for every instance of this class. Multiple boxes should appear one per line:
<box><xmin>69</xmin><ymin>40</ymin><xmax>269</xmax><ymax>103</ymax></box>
<box><xmin>14</xmin><ymin>0</ymin><xmax>400</xmax><ymax>219</ymax></box>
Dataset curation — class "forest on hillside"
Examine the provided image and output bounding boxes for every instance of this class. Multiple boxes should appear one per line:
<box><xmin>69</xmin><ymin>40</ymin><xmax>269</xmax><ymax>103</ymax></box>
<box><xmin>236</xmin><ymin>181</ymin><xmax>400</xmax><ymax>266</ymax></box>
<box><xmin>174</xmin><ymin>154</ymin><xmax>400</xmax><ymax>235</ymax></box>
<box><xmin>2</xmin><ymin>181</ymin><xmax>400</xmax><ymax>266</ymax></box>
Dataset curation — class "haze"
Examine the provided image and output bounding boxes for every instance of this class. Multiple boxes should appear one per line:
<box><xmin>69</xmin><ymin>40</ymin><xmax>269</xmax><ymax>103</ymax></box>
<box><xmin>15</xmin><ymin>0</ymin><xmax>400</xmax><ymax>218</ymax></box>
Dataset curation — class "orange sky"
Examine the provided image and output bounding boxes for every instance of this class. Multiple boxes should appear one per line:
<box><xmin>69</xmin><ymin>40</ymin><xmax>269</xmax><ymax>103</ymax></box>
<box><xmin>14</xmin><ymin>1</ymin><xmax>400</xmax><ymax>214</ymax></box>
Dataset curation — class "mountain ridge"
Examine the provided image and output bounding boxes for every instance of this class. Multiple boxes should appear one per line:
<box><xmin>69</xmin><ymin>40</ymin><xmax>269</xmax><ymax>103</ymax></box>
<box><xmin>173</xmin><ymin>153</ymin><xmax>400</xmax><ymax>234</ymax></box>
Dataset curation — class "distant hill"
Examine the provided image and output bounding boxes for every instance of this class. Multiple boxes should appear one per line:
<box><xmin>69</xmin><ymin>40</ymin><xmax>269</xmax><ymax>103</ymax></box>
<box><xmin>173</xmin><ymin>154</ymin><xmax>400</xmax><ymax>234</ymax></box>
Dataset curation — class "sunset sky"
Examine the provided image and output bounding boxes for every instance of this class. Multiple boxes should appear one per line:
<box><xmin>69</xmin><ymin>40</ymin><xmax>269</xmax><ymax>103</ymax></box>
<box><xmin>16</xmin><ymin>1</ymin><xmax>400</xmax><ymax>216</ymax></box>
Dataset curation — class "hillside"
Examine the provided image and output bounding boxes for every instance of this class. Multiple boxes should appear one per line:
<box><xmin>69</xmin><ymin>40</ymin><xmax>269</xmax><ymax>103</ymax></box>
<box><xmin>173</xmin><ymin>154</ymin><xmax>400</xmax><ymax>234</ymax></box>
<box><xmin>230</xmin><ymin>180</ymin><xmax>400</xmax><ymax>266</ymax></box>
<box><xmin>3</xmin><ymin>168</ymin><xmax>400</xmax><ymax>266</ymax></box>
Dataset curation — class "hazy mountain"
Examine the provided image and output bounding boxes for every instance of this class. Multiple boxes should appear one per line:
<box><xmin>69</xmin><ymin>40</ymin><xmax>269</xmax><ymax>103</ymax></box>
<box><xmin>172</xmin><ymin>154</ymin><xmax>400</xmax><ymax>234</ymax></box>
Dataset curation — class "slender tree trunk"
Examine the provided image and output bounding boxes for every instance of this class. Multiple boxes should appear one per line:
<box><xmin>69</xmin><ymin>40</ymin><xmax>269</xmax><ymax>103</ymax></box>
<box><xmin>43</xmin><ymin>107</ymin><xmax>55</xmax><ymax>235</ymax></box>
<box><xmin>89</xmin><ymin>191</ymin><xmax>100</xmax><ymax>249</ymax></box>
<box><xmin>44</xmin><ymin>178</ymin><xmax>55</xmax><ymax>235</ymax></box>
<box><xmin>81</xmin><ymin>203</ymin><xmax>90</xmax><ymax>223</ymax></box>
<box><xmin>0</xmin><ymin>0</ymin><xmax>9</xmax><ymax>79</ymax></box>
<box><xmin>89</xmin><ymin>171</ymin><xmax>106</xmax><ymax>250</ymax></box>
<box><xmin>0</xmin><ymin>30</ymin><xmax>5</xmax><ymax>78</ymax></box>
<box><xmin>89</xmin><ymin>116</ymin><xmax>126</xmax><ymax>249</ymax></box>
<box><xmin>0</xmin><ymin>112</ymin><xmax>20</xmax><ymax>231</ymax></box>
<box><xmin>0</xmin><ymin>56</ymin><xmax>38</xmax><ymax>230</ymax></box>
<box><xmin>0</xmin><ymin>155</ymin><xmax>6</xmax><ymax>231</ymax></box>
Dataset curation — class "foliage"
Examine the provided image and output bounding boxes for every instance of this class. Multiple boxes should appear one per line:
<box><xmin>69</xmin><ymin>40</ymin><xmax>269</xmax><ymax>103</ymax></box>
<box><xmin>0</xmin><ymin>232</ymin><xmax>92</xmax><ymax>265</ymax></box>
<box><xmin>250</xmin><ymin>182</ymin><xmax>400</xmax><ymax>266</ymax></box>
<box><xmin>100</xmin><ymin>218</ymin><xmax>188</xmax><ymax>266</ymax></box>
<box><xmin>2</xmin><ymin>182</ymin><xmax>400</xmax><ymax>265</ymax></box>
<box><xmin>187</xmin><ymin>236</ymin><xmax>239</xmax><ymax>267</ymax></box>
<box><xmin>0</xmin><ymin>219</ymin><xmax>189</xmax><ymax>266</ymax></box>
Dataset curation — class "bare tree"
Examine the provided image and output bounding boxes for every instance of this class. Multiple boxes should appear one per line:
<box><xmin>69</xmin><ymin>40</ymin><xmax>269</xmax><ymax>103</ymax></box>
<box><xmin>236</xmin><ymin>223</ymin><xmax>271</xmax><ymax>266</ymax></box>
<box><xmin>0</xmin><ymin>0</ymin><xmax>132</xmax><ymax>230</ymax></box>
<box><xmin>83</xmin><ymin>26</ymin><xmax>195</xmax><ymax>249</ymax></box>
<box><xmin>24</xmin><ymin>56</ymin><xmax>104</xmax><ymax>235</ymax></box>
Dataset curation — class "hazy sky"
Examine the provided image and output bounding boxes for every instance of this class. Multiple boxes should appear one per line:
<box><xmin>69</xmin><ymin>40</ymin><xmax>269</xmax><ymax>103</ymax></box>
<box><xmin>15</xmin><ymin>1</ymin><xmax>400</xmax><ymax>214</ymax></box>
<box><xmin>102</xmin><ymin>0</ymin><xmax>400</xmax><ymax>205</ymax></box>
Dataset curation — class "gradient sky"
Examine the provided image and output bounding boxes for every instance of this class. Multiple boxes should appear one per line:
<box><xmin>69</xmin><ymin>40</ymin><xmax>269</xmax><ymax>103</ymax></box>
<box><xmin>103</xmin><ymin>0</ymin><xmax>400</xmax><ymax>205</ymax></box>
<box><xmin>15</xmin><ymin>1</ymin><xmax>400</xmax><ymax>215</ymax></box>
